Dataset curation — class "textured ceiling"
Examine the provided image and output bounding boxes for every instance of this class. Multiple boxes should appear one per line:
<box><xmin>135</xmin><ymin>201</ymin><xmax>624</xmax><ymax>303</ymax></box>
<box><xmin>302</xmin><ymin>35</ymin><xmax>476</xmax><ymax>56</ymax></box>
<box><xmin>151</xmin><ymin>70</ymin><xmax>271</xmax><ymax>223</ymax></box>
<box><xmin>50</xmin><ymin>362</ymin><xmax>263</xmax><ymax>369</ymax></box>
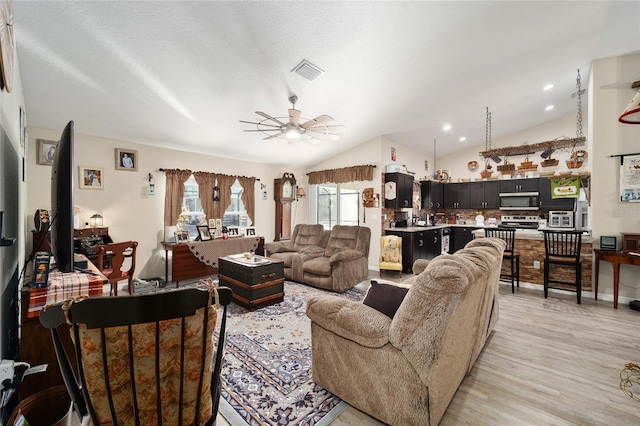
<box><xmin>13</xmin><ymin>1</ymin><xmax>640</xmax><ymax>167</ymax></box>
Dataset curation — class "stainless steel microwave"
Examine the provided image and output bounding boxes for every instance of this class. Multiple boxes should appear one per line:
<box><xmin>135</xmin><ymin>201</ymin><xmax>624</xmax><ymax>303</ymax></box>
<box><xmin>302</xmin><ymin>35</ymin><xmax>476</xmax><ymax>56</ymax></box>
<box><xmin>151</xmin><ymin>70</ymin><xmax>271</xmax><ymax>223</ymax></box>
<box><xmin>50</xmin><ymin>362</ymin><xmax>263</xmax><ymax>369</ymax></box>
<box><xmin>499</xmin><ymin>192</ymin><xmax>539</xmax><ymax>210</ymax></box>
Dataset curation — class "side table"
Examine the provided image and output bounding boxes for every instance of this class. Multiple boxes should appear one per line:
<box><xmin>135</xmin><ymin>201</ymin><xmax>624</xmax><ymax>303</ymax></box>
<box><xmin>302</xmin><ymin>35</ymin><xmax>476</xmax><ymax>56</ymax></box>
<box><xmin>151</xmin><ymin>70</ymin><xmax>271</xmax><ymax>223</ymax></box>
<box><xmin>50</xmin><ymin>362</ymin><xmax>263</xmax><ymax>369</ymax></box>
<box><xmin>218</xmin><ymin>254</ymin><xmax>284</xmax><ymax>310</ymax></box>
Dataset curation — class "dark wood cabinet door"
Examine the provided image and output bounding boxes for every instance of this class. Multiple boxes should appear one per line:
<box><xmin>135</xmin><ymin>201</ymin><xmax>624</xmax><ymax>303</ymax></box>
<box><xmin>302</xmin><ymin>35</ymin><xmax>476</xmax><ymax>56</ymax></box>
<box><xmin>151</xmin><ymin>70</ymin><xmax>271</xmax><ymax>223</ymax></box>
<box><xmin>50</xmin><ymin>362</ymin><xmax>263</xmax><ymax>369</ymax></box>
<box><xmin>484</xmin><ymin>180</ymin><xmax>500</xmax><ymax>209</ymax></box>
<box><xmin>538</xmin><ymin>178</ymin><xmax>575</xmax><ymax>210</ymax></box>
<box><xmin>444</xmin><ymin>183</ymin><xmax>469</xmax><ymax>209</ymax></box>
<box><xmin>421</xmin><ymin>181</ymin><xmax>444</xmax><ymax>209</ymax></box>
<box><xmin>500</xmin><ymin>178</ymin><xmax>539</xmax><ymax>193</ymax></box>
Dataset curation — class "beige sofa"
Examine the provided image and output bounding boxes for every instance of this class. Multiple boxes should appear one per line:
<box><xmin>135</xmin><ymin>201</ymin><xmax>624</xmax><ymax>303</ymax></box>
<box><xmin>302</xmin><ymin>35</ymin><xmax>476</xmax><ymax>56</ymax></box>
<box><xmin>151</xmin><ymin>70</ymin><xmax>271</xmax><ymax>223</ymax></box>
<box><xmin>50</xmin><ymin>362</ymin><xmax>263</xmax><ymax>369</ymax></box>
<box><xmin>265</xmin><ymin>224</ymin><xmax>371</xmax><ymax>292</ymax></box>
<box><xmin>306</xmin><ymin>237</ymin><xmax>506</xmax><ymax>425</ymax></box>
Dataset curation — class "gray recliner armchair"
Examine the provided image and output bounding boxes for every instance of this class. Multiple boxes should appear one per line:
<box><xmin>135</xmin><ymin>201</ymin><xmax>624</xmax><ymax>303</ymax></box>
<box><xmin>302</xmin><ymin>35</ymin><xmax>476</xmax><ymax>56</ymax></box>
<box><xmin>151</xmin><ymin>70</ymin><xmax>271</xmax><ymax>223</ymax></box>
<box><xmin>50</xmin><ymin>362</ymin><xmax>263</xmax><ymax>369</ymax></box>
<box><xmin>264</xmin><ymin>224</ymin><xmax>329</xmax><ymax>282</ymax></box>
<box><xmin>300</xmin><ymin>225</ymin><xmax>371</xmax><ymax>292</ymax></box>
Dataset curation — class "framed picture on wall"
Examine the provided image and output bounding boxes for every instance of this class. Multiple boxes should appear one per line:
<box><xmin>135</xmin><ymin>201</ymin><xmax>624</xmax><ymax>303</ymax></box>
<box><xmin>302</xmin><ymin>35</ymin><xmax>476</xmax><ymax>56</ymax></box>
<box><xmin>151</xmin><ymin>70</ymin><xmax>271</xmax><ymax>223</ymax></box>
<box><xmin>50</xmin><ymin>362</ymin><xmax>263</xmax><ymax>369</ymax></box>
<box><xmin>115</xmin><ymin>148</ymin><xmax>138</xmax><ymax>171</ymax></box>
<box><xmin>37</xmin><ymin>139</ymin><xmax>59</xmax><ymax>166</ymax></box>
<box><xmin>79</xmin><ymin>166</ymin><xmax>104</xmax><ymax>189</ymax></box>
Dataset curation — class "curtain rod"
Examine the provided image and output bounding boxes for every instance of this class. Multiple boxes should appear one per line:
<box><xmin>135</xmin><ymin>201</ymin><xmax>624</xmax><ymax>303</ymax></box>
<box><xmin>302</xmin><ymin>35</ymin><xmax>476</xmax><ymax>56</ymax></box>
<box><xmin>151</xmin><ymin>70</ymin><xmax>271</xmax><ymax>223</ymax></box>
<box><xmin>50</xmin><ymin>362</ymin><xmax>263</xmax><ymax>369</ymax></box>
<box><xmin>608</xmin><ymin>152</ymin><xmax>640</xmax><ymax>166</ymax></box>
<box><xmin>158</xmin><ymin>168</ymin><xmax>260</xmax><ymax>181</ymax></box>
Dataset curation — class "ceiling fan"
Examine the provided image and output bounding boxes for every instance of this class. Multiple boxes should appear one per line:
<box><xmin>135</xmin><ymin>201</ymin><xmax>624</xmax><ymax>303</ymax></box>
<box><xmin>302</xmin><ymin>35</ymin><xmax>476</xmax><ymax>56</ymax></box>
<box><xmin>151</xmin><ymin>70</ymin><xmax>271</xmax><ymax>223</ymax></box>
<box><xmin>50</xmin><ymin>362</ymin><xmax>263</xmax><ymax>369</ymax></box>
<box><xmin>240</xmin><ymin>95</ymin><xmax>345</xmax><ymax>143</ymax></box>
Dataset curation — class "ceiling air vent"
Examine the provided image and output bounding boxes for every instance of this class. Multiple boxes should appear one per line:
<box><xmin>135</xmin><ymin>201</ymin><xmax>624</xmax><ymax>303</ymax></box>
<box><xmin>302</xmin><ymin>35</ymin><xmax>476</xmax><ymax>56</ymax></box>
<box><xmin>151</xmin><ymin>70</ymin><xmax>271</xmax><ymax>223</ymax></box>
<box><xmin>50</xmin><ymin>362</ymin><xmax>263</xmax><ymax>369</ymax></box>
<box><xmin>291</xmin><ymin>59</ymin><xmax>324</xmax><ymax>81</ymax></box>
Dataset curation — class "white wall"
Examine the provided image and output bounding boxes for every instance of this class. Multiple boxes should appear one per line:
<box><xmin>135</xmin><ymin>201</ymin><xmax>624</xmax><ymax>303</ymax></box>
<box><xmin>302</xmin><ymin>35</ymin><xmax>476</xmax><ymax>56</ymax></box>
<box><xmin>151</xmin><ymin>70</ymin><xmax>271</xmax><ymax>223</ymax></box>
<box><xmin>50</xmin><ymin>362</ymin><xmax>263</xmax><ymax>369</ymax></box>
<box><xmin>25</xmin><ymin>126</ymin><xmax>298</xmax><ymax>279</ymax></box>
<box><xmin>305</xmin><ymin>135</ymin><xmax>430</xmax><ymax>269</ymax></box>
<box><xmin>591</xmin><ymin>53</ymin><xmax>640</xmax><ymax>301</ymax></box>
<box><xmin>437</xmin><ymin>114</ymin><xmax>584</xmax><ymax>180</ymax></box>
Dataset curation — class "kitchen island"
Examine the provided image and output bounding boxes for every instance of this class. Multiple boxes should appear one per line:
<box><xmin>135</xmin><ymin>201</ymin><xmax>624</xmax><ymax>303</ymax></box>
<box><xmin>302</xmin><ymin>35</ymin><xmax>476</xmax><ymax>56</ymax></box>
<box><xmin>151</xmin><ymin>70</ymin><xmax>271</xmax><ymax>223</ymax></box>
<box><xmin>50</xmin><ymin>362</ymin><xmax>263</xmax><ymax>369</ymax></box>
<box><xmin>473</xmin><ymin>228</ymin><xmax>593</xmax><ymax>289</ymax></box>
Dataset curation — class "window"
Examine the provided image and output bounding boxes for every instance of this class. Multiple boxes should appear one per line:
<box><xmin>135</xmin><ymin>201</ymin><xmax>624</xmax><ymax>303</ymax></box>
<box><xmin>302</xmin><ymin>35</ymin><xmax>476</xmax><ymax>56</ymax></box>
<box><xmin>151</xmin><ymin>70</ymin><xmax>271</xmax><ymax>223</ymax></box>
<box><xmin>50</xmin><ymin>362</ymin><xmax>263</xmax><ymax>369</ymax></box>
<box><xmin>223</xmin><ymin>179</ymin><xmax>252</xmax><ymax>229</ymax></box>
<box><xmin>316</xmin><ymin>185</ymin><xmax>360</xmax><ymax>229</ymax></box>
<box><xmin>177</xmin><ymin>175</ymin><xmax>205</xmax><ymax>239</ymax></box>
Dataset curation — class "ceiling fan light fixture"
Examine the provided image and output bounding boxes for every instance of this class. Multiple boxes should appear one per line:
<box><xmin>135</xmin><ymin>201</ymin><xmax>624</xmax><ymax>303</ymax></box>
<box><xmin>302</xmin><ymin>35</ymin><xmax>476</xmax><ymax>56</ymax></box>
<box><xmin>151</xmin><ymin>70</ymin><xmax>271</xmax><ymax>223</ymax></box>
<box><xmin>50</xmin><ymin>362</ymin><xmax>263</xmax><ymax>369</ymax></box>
<box><xmin>285</xmin><ymin>124</ymin><xmax>303</xmax><ymax>139</ymax></box>
<box><xmin>619</xmin><ymin>89</ymin><xmax>640</xmax><ymax>124</ymax></box>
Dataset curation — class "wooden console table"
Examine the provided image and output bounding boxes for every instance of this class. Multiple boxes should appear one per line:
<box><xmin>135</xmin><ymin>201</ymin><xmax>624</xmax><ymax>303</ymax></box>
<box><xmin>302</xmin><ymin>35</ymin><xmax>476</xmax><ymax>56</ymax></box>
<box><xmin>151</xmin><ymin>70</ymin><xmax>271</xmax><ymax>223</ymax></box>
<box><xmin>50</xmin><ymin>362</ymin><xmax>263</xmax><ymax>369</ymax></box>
<box><xmin>163</xmin><ymin>236</ymin><xmax>265</xmax><ymax>283</ymax></box>
<box><xmin>20</xmin><ymin>258</ymin><xmax>107</xmax><ymax>399</ymax></box>
<box><xmin>594</xmin><ymin>249</ymin><xmax>640</xmax><ymax>309</ymax></box>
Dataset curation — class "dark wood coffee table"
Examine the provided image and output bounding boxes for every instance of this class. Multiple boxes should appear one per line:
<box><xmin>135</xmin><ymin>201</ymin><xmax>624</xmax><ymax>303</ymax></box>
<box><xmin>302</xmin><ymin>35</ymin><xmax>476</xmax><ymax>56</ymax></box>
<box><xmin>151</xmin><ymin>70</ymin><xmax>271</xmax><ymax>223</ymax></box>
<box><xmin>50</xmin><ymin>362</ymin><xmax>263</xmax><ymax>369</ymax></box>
<box><xmin>218</xmin><ymin>254</ymin><xmax>284</xmax><ymax>310</ymax></box>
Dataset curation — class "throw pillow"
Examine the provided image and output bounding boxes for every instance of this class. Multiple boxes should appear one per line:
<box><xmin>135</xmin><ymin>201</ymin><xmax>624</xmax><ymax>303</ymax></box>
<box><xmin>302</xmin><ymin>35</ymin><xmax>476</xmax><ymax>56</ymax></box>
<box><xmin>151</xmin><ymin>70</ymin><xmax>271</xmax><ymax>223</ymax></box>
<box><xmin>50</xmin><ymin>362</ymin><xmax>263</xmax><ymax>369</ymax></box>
<box><xmin>362</xmin><ymin>280</ymin><xmax>410</xmax><ymax>319</ymax></box>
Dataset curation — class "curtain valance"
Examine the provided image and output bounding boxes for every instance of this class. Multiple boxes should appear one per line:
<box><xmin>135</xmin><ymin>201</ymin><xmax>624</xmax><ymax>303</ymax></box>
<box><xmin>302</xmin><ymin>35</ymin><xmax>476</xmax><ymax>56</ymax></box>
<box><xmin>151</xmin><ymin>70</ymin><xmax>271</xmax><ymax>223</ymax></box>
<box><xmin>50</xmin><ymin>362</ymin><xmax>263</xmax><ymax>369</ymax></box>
<box><xmin>307</xmin><ymin>165</ymin><xmax>375</xmax><ymax>185</ymax></box>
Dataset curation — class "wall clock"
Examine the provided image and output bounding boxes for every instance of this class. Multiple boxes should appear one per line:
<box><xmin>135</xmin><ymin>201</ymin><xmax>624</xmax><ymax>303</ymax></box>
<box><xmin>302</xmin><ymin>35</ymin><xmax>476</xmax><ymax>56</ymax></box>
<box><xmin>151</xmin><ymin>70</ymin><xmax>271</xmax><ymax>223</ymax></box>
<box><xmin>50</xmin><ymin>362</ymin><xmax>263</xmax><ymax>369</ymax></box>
<box><xmin>0</xmin><ymin>0</ymin><xmax>14</xmax><ymax>93</ymax></box>
<box><xmin>467</xmin><ymin>161</ymin><xmax>479</xmax><ymax>172</ymax></box>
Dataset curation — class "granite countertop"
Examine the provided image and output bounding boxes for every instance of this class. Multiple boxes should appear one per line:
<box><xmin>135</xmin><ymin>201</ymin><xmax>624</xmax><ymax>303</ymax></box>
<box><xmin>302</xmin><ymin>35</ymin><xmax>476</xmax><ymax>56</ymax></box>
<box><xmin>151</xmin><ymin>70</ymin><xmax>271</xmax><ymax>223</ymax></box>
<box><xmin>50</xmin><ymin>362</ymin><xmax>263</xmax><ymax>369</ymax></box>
<box><xmin>386</xmin><ymin>225</ymin><xmax>592</xmax><ymax>243</ymax></box>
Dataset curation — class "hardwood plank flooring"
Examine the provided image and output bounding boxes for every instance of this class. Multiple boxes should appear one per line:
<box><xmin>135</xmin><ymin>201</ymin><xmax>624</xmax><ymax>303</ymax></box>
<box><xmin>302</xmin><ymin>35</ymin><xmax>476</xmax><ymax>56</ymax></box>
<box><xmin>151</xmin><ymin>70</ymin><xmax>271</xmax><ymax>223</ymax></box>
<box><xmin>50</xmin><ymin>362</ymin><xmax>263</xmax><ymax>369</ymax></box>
<box><xmin>216</xmin><ymin>276</ymin><xmax>640</xmax><ymax>425</ymax></box>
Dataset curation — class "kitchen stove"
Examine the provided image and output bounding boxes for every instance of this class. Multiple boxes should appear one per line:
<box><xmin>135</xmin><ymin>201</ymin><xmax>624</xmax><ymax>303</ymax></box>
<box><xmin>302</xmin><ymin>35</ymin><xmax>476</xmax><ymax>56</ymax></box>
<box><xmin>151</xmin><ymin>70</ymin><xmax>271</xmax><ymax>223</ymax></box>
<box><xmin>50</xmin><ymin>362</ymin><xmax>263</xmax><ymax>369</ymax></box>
<box><xmin>499</xmin><ymin>215</ymin><xmax>540</xmax><ymax>230</ymax></box>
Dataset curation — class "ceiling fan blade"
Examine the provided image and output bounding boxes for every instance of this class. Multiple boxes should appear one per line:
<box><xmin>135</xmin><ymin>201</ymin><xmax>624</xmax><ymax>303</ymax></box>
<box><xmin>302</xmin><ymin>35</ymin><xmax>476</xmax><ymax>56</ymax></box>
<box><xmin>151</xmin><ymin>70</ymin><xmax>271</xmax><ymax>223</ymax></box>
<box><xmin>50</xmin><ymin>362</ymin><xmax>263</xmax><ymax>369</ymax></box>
<box><xmin>243</xmin><ymin>129</ymin><xmax>281</xmax><ymax>132</ymax></box>
<box><xmin>239</xmin><ymin>120</ymin><xmax>281</xmax><ymax>128</ymax></box>
<box><xmin>255</xmin><ymin>111</ymin><xmax>286</xmax><ymax>126</ymax></box>
<box><xmin>289</xmin><ymin>109</ymin><xmax>301</xmax><ymax>126</ymax></box>
<box><xmin>306</xmin><ymin>124</ymin><xmax>346</xmax><ymax>133</ymax></box>
<box><xmin>262</xmin><ymin>133</ymin><xmax>283</xmax><ymax>140</ymax></box>
<box><xmin>305</xmin><ymin>130</ymin><xmax>340</xmax><ymax>141</ymax></box>
<box><xmin>301</xmin><ymin>115</ymin><xmax>333</xmax><ymax>128</ymax></box>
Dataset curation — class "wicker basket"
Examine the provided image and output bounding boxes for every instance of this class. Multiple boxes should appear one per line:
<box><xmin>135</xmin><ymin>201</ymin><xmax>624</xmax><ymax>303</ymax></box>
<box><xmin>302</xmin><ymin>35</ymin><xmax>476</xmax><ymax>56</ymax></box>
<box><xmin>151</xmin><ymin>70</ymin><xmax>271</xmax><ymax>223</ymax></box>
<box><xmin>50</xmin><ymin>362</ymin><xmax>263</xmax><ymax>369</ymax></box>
<box><xmin>566</xmin><ymin>159</ymin><xmax>583</xmax><ymax>169</ymax></box>
<box><xmin>480</xmin><ymin>169</ymin><xmax>493</xmax><ymax>179</ymax></box>
<box><xmin>541</xmin><ymin>158</ymin><xmax>559</xmax><ymax>167</ymax></box>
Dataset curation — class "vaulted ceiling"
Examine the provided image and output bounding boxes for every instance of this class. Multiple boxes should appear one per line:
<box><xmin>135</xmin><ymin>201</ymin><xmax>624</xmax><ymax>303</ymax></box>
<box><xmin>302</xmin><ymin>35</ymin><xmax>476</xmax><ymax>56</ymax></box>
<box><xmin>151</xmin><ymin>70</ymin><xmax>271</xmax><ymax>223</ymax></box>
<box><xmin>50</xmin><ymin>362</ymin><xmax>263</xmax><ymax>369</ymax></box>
<box><xmin>13</xmin><ymin>1</ymin><xmax>640</xmax><ymax>167</ymax></box>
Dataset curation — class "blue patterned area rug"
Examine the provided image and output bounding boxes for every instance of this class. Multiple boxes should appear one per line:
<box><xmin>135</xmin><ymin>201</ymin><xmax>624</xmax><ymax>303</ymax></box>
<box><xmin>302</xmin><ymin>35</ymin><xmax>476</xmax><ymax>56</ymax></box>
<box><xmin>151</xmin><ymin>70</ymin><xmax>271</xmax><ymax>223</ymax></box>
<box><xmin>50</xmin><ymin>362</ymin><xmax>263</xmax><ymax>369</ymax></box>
<box><xmin>134</xmin><ymin>278</ymin><xmax>366</xmax><ymax>425</ymax></box>
<box><xmin>219</xmin><ymin>281</ymin><xmax>365</xmax><ymax>426</ymax></box>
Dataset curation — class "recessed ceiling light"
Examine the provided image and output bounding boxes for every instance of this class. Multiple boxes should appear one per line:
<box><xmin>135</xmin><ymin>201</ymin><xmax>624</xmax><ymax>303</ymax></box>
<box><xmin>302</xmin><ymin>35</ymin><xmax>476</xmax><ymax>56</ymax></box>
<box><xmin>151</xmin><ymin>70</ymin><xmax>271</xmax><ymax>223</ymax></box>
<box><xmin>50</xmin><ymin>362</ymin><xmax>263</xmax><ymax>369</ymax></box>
<box><xmin>545</xmin><ymin>105</ymin><xmax>555</xmax><ymax>111</ymax></box>
<box><xmin>543</xmin><ymin>84</ymin><xmax>554</xmax><ymax>91</ymax></box>
<box><xmin>459</xmin><ymin>136</ymin><xmax>466</xmax><ymax>142</ymax></box>
<box><xmin>442</xmin><ymin>124</ymin><xmax>451</xmax><ymax>131</ymax></box>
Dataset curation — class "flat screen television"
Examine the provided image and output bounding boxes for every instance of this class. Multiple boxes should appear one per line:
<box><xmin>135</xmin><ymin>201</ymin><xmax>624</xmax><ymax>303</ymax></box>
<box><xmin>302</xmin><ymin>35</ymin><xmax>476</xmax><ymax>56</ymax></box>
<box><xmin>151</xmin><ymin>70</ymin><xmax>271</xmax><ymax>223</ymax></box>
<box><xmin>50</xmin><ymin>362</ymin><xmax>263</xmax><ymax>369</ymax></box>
<box><xmin>50</xmin><ymin>121</ymin><xmax>75</xmax><ymax>272</ymax></box>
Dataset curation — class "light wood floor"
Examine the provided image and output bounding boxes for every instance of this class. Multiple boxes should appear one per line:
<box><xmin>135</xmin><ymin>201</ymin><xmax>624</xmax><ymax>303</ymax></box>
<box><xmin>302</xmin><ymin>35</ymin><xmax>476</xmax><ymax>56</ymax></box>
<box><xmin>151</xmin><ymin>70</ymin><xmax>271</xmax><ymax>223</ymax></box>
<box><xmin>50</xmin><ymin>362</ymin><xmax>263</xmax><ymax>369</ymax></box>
<box><xmin>216</xmin><ymin>274</ymin><xmax>640</xmax><ymax>425</ymax></box>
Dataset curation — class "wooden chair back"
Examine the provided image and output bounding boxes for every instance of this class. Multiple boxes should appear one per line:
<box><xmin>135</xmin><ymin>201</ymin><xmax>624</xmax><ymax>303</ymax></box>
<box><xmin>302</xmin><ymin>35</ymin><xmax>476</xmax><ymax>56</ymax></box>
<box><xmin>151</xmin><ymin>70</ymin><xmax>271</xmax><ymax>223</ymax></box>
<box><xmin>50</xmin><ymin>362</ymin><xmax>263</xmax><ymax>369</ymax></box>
<box><xmin>39</xmin><ymin>283</ymin><xmax>233</xmax><ymax>426</ymax></box>
<box><xmin>542</xmin><ymin>230</ymin><xmax>582</xmax><ymax>262</ymax></box>
<box><xmin>95</xmin><ymin>241</ymin><xmax>138</xmax><ymax>295</ymax></box>
<box><xmin>484</xmin><ymin>227</ymin><xmax>516</xmax><ymax>254</ymax></box>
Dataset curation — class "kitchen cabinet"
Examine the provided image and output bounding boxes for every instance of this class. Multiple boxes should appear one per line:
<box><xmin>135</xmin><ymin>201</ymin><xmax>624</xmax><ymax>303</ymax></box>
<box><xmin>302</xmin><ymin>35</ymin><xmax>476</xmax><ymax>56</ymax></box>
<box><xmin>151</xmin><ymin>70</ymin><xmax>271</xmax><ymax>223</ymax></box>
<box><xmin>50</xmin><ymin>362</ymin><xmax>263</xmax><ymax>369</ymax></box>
<box><xmin>499</xmin><ymin>178</ymin><xmax>539</xmax><ymax>193</ymax></box>
<box><xmin>443</xmin><ymin>183</ymin><xmax>469</xmax><ymax>209</ymax></box>
<box><xmin>538</xmin><ymin>177</ymin><xmax>575</xmax><ymax>210</ymax></box>
<box><xmin>451</xmin><ymin>226</ymin><xmax>477</xmax><ymax>252</ymax></box>
<box><xmin>386</xmin><ymin>228</ymin><xmax>442</xmax><ymax>273</ymax></box>
<box><xmin>385</xmin><ymin>173</ymin><xmax>414</xmax><ymax>209</ymax></box>
<box><xmin>467</xmin><ymin>180</ymin><xmax>500</xmax><ymax>209</ymax></box>
<box><xmin>421</xmin><ymin>181</ymin><xmax>444</xmax><ymax>209</ymax></box>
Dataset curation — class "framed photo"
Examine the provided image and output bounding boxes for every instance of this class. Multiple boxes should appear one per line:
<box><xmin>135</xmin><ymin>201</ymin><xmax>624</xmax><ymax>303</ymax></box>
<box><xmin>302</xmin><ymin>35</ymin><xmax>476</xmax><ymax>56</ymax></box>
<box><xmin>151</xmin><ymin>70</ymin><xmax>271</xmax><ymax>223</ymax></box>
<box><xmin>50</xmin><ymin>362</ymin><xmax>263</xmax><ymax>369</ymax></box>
<box><xmin>209</xmin><ymin>228</ymin><xmax>220</xmax><ymax>238</ymax></box>
<box><xmin>208</xmin><ymin>218</ymin><xmax>216</xmax><ymax>228</ymax></box>
<box><xmin>37</xmin><ymin>139</ymin><xmax>59</xmax><ymax>166</ymax></box>
<box><xmin>174</xmin><ymin>231</ymin><xmax>189</xmax><ymax>243</ymax></box>
<box><xmin>215</xmin><ymin>219</ymin><xmax>222</xmax><ymax>229</ymax></box>
<box><xmin>245</xmin><ymin>227</ymin><xmax>256</xmax><ymax>236</ymax></box>
<box><xmin>115</xmin><ymin>148</ymin><xmax>138</xmax><ymax>171</ymax></box>
<box><xmin>79</xmin><ymin>166</ymin><xmax>104</xmax><ymax>189</ymax></box>
<box><xmin>197</xmin><ymin>226</ymin><xmax>212</xmax><ymax>241</ymax></box>
<box><xmin>228</xmin><ymin>226</ymin><xmax>239</xmax><ymax>236</ymax></box>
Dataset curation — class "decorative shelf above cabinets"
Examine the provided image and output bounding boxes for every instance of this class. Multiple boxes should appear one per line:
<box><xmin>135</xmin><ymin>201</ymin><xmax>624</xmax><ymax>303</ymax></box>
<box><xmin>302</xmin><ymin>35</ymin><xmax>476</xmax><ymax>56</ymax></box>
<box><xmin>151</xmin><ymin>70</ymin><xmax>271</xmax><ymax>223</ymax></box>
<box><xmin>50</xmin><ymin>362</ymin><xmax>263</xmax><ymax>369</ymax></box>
<box><xmin>480</xmin><ymin>137</ymin><xmax>586</xmax><ymax>159</ymax></box>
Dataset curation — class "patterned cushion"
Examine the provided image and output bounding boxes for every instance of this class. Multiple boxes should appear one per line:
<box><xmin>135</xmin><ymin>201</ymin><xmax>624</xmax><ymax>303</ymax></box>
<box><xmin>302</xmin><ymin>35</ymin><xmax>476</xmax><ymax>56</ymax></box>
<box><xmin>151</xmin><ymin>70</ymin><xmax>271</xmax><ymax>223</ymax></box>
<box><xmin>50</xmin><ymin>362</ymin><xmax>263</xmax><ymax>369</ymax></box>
<box><xmin>73</xmin><ymin>306</ymin><xmax>217</xmax><ymax>425</ymax></box>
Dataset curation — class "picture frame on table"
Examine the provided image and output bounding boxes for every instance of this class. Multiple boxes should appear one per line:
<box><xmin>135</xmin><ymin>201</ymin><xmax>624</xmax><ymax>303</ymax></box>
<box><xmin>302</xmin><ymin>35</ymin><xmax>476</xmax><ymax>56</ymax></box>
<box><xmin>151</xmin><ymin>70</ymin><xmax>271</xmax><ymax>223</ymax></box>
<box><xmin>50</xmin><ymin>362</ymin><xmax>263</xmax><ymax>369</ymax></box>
<box><xmin>79</xmin><ymin>166</ymin><xmax>104</xmax><ymax>189</ymax></box>
<box><xmin>227</xmin><ymin>226</ymin><xmax>239</xmax><ymax>236</ymax></box>
<box><xmin>245</xmin><ymin>227</ymin><xmax>256</xmax><ymax>236</ymax></box>
<box><xmin>174</xmin><ymin>231</ymin><xmax>189</xmax><ymax>243</ymax></box>
<box><xmin>115</xmin><ymin>148</ymin><xmax>138</xmax><ymax>171</ymax></box>
<box><xmin>197</xmin><ymin>226</ymin><xmax>212</xmax><ymax>241</ymax></box>
<box><xmin>208</xmin><ymin>218</ymin><xmax>216</xmax><ymax>228</ymax></box>
<box><xmin>210</xmin><ymin>228</ymin><xmax>220</xmax><ymax>238</ymax></box>
<box><xmin>215</xmin><ymin>218</ymin><xmax>223</xmax><ymax>229</ymax></box>
<box><xmin>37</xmin><ymin>139</ymin><xmax>59</xmax><ymax>166</ymax></box>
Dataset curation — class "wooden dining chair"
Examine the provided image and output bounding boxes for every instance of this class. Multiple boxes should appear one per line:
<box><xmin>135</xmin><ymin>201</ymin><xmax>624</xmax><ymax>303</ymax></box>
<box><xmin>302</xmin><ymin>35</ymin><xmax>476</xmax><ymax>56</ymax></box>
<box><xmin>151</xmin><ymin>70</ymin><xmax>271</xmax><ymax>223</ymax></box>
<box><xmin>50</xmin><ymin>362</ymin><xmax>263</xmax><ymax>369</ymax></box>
<box><xmin>39</xmin><ymin>281</ymin><xmax>233</xmax><ymax>426</ymax></box>
<box><xmin>95</xmin><ymin>241</ymin><xmax>138</xmax><ymax>295</ymax></box>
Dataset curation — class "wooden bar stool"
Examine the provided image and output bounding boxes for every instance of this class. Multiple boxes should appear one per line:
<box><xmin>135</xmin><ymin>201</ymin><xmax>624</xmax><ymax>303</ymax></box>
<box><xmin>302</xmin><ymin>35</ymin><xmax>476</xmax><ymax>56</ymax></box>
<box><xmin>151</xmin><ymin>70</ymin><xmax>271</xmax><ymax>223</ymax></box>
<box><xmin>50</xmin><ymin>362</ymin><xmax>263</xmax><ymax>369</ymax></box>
<box><xmin>542</xmin><ymin>230</ymin><xmax>583</xmax><ymax>304</ymax></box>
<box><xmin>484</xmin><ymin>228</ymin><xmax>520</xmax><ymax>293</ymax></box>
